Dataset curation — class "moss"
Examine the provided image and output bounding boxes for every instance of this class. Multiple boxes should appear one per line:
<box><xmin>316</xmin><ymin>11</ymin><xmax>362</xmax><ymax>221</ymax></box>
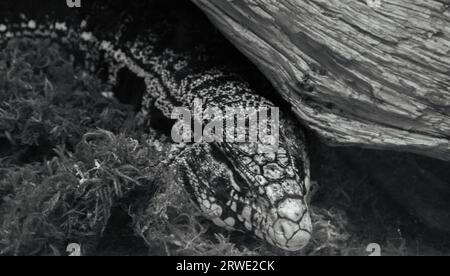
<box><xmin>0</xmin><ymin>39</ymin><xmax>134</xmax><ymax>163</ymax></box>
<box><xmin>0</xmin><ymin>130</ymin><xmax>165</xmax><ymax>255</ymax></box>
<box><xmin>0</xmin><ymin>39</ymin><xmax>158</xmax><ymax>255</ymax></box>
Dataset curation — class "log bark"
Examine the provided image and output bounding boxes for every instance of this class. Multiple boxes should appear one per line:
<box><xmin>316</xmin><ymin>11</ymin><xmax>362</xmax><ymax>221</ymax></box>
<box><xmin>192</xmin><ymin>0</ymin><xmax>450</xmax><ymax>161</ymax></box>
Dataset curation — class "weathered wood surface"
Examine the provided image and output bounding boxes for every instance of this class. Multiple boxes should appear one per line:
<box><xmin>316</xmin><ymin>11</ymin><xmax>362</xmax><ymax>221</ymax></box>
<box><xmin>192</xmin><ymin>0</ymin><xmax>450</xmax><ymax>161</ymax></box>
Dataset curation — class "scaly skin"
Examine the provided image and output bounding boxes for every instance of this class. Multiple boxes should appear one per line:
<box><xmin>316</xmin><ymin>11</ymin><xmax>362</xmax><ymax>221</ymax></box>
<box><xmin>0</xmin><ymin>3</ymin><xmax>312</xmax><ymax>251</ymax></box>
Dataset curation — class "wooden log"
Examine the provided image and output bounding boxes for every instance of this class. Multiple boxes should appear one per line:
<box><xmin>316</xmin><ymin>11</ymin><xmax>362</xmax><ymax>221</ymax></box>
<box><xmin>192</xmin><ymin>0</ymin><xmax>450</xmax><ymax>161</ymax></box>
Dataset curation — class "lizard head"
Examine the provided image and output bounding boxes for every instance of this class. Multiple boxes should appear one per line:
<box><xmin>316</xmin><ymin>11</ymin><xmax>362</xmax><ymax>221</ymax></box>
<box><xmin>176</xmin><ymin>130</ymin><xmax>312</xmax><ymax>251</ymax></box>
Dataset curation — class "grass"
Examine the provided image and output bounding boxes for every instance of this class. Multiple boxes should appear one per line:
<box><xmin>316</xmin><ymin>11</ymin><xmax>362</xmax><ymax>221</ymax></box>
<box><xmin>0</xmin><ymin>38</ymin><xmax>449</xmax><ymax>256</ymax></box>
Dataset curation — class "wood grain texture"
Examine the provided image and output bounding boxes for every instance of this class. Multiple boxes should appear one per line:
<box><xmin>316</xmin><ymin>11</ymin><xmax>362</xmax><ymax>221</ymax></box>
<box><xmin>192</xmin><ymin>0</ymin><xmax>450</xmax><ymax>161</ymax></box>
